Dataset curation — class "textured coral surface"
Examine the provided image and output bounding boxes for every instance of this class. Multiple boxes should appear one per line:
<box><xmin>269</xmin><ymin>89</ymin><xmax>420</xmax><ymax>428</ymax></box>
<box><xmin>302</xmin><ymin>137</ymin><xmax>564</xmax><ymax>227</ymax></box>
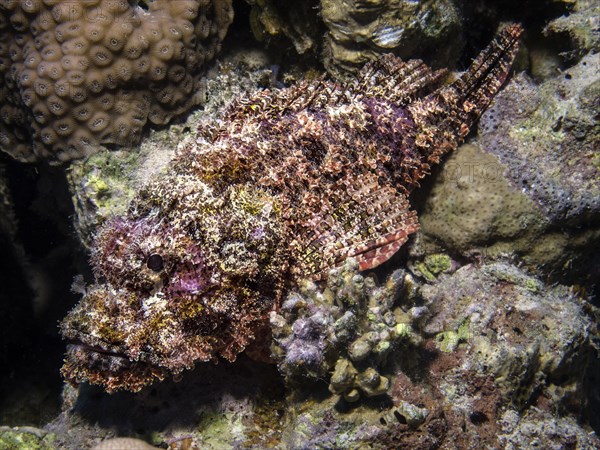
<box><xmin>276</xmin><ymin>262</ymin><xmax>599</xmax><ymax>449</ymax></box>
<box><xmin>410</xmin><ymin>50</ymin><xmax>600</xmax><ymax>284</ymax></box>
<box><xmin>271</xmin><ymin>259</ymin><xmax>422</xmax><ymax>403</ymax></box>
<box><xmin>0</xmin><ymin>0</ymin><xmax>233</xmax><ymax>163</ymax></box>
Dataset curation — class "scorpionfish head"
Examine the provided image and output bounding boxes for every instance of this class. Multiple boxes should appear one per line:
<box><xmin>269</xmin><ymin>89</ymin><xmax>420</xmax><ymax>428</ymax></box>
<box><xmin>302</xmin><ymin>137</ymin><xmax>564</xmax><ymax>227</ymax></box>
<box><xmin>60</xmin><ymin>176</ymin><xmax>286</xmax><ymax>392</ymax></box>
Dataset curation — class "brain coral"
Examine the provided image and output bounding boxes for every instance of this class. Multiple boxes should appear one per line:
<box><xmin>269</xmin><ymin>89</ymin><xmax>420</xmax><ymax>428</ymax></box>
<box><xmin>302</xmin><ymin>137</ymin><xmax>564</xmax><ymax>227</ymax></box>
<box><xmin>0</xmin><ymin>0</ymin><xmax>233</xmax><ymax>163</ymax></box>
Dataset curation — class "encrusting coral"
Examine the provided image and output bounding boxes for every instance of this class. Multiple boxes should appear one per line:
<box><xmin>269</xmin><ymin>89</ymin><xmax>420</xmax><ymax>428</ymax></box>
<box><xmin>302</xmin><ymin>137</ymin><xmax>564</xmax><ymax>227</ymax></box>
<box><xmin>413</xmin><ymin>50</ymin><xmax>600</xmax><ymax>283</ymax></box>
<box><xmin>59</xmin><ymin>25</ymin><xmax>522</xmax><ymax>392</ymax></box>
<box><xmin>0</xmin><ymin>0</ymin><xmax>233</xmax><ymax>163</ymax></box>
<box><xmin>279</xmin><ymin>261</ymin><xmax>599</xmax><ymax>448</ymax></box>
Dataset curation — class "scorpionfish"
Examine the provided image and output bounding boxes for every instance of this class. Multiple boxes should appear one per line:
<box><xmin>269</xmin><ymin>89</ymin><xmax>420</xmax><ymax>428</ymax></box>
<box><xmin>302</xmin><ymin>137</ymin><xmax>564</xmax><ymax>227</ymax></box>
<box><xmin>61</xmin><ymin>25</ymin><xmax>523</xmax><ymax>392</ymax></box>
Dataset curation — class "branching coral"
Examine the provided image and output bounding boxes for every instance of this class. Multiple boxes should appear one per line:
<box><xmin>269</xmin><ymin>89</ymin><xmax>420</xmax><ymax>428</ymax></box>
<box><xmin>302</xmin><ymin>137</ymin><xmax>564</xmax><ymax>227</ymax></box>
<box><xmin>270</xmin><ymin>259</ymin><xmax>423</xmax><ymax>402</ymax></box>
<box><xmin>0</xmin><ymin>0</ymin><xmax>233</xmax><ymax>163</ymax></box>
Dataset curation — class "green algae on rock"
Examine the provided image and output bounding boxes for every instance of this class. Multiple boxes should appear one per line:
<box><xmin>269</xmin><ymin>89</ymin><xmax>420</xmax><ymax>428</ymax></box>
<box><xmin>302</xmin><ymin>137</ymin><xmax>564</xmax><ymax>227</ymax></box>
<box><xmin>68</xmin><ymin>150</ymin><xmax>141</xmax><ymax>249</ymax></box>
<box><xmin>411</xmin><ymin>253</ymin><xmax>453</xmax><ymax>282</ymax></box>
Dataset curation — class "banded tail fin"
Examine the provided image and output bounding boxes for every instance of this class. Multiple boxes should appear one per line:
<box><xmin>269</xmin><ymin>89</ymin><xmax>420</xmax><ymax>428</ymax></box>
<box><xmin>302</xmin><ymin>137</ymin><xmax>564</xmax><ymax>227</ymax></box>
<box><xmin>408</xmin><ymin>24</ymin><xmax>523</xmax><ymax>167</ymax></box>
<box><xmin>444</xmin><ymin>23</ymin><xmax>524</xmax><ymax>139</ymax></box>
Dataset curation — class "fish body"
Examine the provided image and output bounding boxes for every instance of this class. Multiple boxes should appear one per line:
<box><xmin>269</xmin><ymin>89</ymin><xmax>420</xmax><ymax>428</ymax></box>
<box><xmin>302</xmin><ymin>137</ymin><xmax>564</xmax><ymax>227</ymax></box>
<box><xmin>61</xmin><ymin>25</ymin><xmax>522</xmax><ymax>392</ymax></box>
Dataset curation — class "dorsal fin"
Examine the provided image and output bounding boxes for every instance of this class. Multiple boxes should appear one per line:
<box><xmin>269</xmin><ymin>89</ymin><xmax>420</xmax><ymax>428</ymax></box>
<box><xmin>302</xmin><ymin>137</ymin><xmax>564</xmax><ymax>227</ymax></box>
<box><xmin>215</xmin><ymin>55</ymin><xmax>447</xmax><ymax>132</ymax></box>
<box><xmin>344</xmin><ymin>55</ymin><xmax>448</xmax><ymax>105</ymax></box>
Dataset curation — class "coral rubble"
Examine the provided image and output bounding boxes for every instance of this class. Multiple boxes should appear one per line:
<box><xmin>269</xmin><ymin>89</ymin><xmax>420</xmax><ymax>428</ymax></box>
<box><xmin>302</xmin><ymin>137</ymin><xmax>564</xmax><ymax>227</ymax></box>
<box><xmin>91</xmin><ymin>437</ymin><xmax>159</xmax><ymax>450</ymax></box>
<box><xmin>0</xmin><ymin>0</ymin><xmax>233</xmax><ymax>163</ymax></box>
<box><xmin>276</xmin><ymin>262</ymin><xmax>599</xmax><ymax>449</ymax></box>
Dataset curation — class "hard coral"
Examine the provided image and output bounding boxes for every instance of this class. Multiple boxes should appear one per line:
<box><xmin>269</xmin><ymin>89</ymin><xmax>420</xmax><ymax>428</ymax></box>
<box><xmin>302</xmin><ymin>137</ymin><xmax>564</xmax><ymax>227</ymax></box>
<box><xmin>321</xmin><ymin>0</ymin><xmax>463</xmax><ymax>78</ymax></box>
<box><xmin>0</xmin><ymin>0</ymin><xmax>233</xmax><ymax>163</ymax></box>
<box><xmin>414</xmin><ymin>52</ymin><xmax>600</xmax><ymax>283</ymax></box>
<box><xmin>270</xmin><ymin>258</ymin><xmax>423</xmax><ymax>402</ymax></box>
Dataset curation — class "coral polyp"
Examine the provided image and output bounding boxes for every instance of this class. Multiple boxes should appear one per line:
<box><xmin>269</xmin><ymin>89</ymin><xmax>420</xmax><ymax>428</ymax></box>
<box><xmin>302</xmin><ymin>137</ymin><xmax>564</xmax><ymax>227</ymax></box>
<box><xmin>60</xmin><ymin>25</ymin><xmax>522</xmax><ymax>392</ymax></box>
<box><xmin>271</xmin><ymin>259</ymin><xmax>423</xmax><ymax>402</ymax></box>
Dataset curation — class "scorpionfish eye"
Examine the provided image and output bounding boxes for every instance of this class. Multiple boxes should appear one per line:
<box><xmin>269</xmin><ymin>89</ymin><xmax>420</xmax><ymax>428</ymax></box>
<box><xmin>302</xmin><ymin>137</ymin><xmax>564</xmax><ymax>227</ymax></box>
<box><xmin>146</xmin><ymin>253</ymin><xmax>164</xmax><ymax>272</ymax></box>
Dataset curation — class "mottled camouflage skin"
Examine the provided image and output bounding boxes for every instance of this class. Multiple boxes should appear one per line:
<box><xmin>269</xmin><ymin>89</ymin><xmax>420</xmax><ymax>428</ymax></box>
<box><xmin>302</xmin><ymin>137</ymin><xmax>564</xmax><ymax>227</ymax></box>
<box><xmin>61</xmin><ymin>25</ymin><xmax>522</xmax><ymax>392</ymax></box>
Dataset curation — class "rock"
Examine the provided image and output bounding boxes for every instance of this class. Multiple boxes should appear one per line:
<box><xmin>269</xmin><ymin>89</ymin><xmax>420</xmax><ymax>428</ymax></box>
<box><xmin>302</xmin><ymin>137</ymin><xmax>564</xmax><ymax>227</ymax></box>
<box><xmin>498</xmin><ymin>407</ymin><xmax>600</xmax><ymax>449</ymax></box>
<box><xmin>391</xmin><ymin>401</ymin><xmax>429</xmax><ymax>428</ymax></box>
<box><xmin>544</xmin><ymin>0</ymin><xmax>600</xmax><ymax>62</ymax></box>
<box><xmin>414</xmin><ymin>51</ymin><xmax>600</xmax><ymax>284</ymax></box>
<box><xmin>321</xmin><ymin>0</ymin><xmax>463</xmax><ymax>78</ymax></box>
<box><xmin>246</xmin><ymin>0</ymin><xmax>321</xmax><ymax>54</ymax></box>
<box><xmin>421</xmin><ymin>262</ymin><xmax>595</xmax><ymax>413</ymax></box>
<box><xmin>479</xmin><ymin>54</ymin><xmax>599</xmax><ymax>225</ymax></box>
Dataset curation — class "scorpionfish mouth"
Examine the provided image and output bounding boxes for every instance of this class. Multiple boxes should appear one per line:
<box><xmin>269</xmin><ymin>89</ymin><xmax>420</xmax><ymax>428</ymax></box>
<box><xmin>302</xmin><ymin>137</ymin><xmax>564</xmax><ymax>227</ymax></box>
<box><xmin>59</xmin><ymin>285</ymin><xmax>179</xmax><ymax>392</ymax></box>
